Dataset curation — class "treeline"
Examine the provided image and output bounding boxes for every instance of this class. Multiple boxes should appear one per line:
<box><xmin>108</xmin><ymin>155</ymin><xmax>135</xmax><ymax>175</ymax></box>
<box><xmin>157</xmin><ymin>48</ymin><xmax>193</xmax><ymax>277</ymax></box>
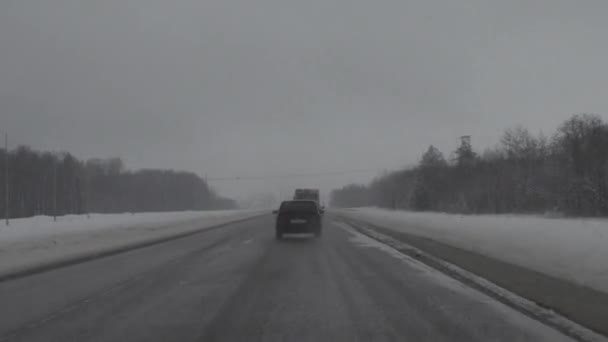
<box><xmin>331</xmin><ymin>114</ymin><xmax>608</xmax><ymax>216</ymax></box>
<box><xmin>0</xmin><ymin>147</ymin><xmax>236</xmax><ymax>219</ymax></box>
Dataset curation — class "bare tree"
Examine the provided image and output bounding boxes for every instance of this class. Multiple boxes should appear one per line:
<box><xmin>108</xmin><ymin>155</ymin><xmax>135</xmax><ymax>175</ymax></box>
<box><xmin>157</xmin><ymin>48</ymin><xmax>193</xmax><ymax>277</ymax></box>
<box><xmin>331</xmin><ymin>114</ymin><xmax>608</xmax><ymax>217</ymax></box>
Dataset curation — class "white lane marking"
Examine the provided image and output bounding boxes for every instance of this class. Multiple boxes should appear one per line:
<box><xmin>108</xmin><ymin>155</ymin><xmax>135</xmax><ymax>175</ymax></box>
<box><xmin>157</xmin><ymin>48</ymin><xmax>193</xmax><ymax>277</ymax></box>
<box><xmin>334</xmin><ymin>221</ymin><xmax>447</xmax><ymax>277</ymax></box>
<box><xmin>39</xmin><ymin>315</ymin><xmax>55</xmax><ymax>323</ymax></box>
<box><xmin>26</xmin><ymin>322</ymin><xmax>40</xmax><ymax>330</ymax></box>
<box><xmin>58</xmin><ymin>306</ymin><xmax>74</xmax><ymax>314</ymax></box>
<box><xmin>334</xmin><ymin>220</ymin><xmax>606</xmax><ymax>342</ymax></box>
<box><xmin>242</xmin><ymin>239</ymin><xmax>253</xmax><ymax>244</ymax></box>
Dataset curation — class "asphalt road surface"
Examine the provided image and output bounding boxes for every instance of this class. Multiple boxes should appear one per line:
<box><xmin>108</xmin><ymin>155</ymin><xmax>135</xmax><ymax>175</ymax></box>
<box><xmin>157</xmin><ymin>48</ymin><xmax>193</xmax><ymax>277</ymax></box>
<box><xmin>0</xmin><ymin>215</ymin><xmax>574</xmax><ymax>342</ymax></box>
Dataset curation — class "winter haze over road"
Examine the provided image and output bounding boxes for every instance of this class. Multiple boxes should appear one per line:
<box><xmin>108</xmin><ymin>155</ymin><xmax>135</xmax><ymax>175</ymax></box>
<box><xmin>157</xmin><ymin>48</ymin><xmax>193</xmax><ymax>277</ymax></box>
<box><xmin>3</xmin><ymin>0</ymin><xmax>608</xmax><ymax>198</ymax></box>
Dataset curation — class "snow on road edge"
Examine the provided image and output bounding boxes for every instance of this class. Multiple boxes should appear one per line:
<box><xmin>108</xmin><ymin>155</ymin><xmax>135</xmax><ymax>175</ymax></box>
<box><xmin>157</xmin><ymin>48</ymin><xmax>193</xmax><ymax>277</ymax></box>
<box><xmin>0</xmin><ymin>210</ymin><xmax>267</xmax><ymax>279</ymax></box>
<box><xmin>334</xmin><ymin>208</ymin><xmax>608</xmax><ymax>293</ymax></box>
<box><xmin>335</xmin><ymin>220</ymin><xmax>608</xmax><ymax>342</ymax></box>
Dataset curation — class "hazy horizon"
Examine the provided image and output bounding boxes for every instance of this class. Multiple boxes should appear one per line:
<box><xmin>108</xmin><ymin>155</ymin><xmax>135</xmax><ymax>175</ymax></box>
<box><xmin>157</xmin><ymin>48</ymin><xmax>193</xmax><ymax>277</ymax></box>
<box><xmin>3</xmin><ymin>0</ymin><xmax>608</xmax><ymax>199</ymax></box>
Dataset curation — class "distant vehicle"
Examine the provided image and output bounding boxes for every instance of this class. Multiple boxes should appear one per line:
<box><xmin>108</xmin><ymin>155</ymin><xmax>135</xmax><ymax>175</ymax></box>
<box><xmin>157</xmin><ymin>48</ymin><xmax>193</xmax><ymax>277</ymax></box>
<box><xmin>293</xmin><ymin>188</ymin><xmax>320</xmax><ymax>203</ymax></box>
<box><xmin>294</xmin><ymin>189</ymin><xmax>325</xmax><ymax>214</ymax></box>
<box><xmin>273</xmin><ymin>200</ymin><xmax>323</xmax><ymax>239</ymax></box>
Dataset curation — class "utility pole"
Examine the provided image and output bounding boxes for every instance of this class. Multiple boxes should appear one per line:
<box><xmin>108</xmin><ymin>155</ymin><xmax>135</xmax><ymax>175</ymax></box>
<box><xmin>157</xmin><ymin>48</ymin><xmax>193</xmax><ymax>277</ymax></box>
<box><xmin>391</xmin><ymin>174</ymin><xmax>397</xmax><ymax>210</ymax></box>
<box><xmin>4</xmin><ymin>133</ymin><xmax>8</xmax><ymax>226</ymax></box>
<box><xmin>84</xmin><ymin>174</ymin><xmax>90</xmax><ymax>219</ymax></box>
<box><xmin>53</xmin><ymin>155</ymin><xmax>58</xmax><ymax>222</ymax></box>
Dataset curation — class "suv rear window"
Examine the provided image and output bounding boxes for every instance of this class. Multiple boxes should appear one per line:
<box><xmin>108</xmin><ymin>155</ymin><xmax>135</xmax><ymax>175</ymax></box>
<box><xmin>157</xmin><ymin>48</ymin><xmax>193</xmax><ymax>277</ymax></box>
<box><xmin>280</xmin><ymin>201</ymin><xmax>317</xmax><ymax>213</ymax></box>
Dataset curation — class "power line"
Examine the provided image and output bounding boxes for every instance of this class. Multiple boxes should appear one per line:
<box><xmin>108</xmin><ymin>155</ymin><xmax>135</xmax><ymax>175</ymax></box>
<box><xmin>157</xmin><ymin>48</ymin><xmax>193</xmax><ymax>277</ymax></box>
<box><xmin>207</xmin><ymin>169</ymin><xmax>382</xmax><ymax>182</ymax></box>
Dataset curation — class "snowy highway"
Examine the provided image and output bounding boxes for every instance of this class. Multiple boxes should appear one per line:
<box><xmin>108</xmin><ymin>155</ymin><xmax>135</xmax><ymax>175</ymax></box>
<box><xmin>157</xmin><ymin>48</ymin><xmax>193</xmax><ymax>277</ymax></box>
<box><xmin>0</xmin><ymin>214</ymin><xmax>578</xmax><ymax>341</ymax></box>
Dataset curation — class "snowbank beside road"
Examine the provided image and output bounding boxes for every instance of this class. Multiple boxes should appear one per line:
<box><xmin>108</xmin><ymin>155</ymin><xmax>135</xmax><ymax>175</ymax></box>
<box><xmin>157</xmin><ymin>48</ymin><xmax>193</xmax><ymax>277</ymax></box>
<box><xmin>0</xmin><ymin>210</ymin><xmax>265</xmax><ymax>278</ymax></box>
<box><xmin>334</xmin><ymin>208</ymin><xmax>608</xmax><ymax>293</ymax></box>
<box><xmin>0</xmin><ymin>211</ymin><xmax>259</xmax><ymax>244</ymax></box>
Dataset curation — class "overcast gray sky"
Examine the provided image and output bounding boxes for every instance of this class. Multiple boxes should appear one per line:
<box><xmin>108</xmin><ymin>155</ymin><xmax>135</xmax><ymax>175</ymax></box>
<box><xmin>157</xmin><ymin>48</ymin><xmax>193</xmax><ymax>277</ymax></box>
<box><xmin>2</xmin><ymin>0</ymin><xmax>608</xmax><ymax>200</ymax></box>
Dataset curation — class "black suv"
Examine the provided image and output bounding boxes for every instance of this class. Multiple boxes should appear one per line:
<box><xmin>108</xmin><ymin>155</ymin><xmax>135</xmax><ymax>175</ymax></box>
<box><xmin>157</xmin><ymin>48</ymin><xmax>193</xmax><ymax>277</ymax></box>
<box><xmin>274</xmin><ymin>200</ymin><xmax>323</xmax><ymax>239</ymax></box>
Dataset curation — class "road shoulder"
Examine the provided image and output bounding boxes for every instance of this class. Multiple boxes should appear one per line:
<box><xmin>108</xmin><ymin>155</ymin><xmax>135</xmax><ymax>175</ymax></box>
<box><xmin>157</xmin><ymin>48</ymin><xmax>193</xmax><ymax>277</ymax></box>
<box><xmin>333</xmin><ymin>214</ymin><xmax>608</xmax><ymax>340</ymax></box>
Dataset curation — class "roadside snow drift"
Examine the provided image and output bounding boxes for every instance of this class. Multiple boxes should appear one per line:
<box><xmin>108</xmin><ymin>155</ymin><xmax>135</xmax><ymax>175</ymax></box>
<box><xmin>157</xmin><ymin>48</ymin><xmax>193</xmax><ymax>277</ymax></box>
<box><xmin>335</xmin><ymin>208</ymin><xmax>608</xmax><ymax>294</ymax></box>
<box><xmin>0</xmin><ymin>210</ymin><xmax>264</xmax><ymax>278</ymax></box>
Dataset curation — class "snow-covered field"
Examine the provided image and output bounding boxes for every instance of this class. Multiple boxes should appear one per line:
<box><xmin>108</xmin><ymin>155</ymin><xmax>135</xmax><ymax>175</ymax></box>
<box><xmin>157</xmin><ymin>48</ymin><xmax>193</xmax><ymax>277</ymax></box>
<box><xmin>335</xmin><ymin>208</ymin><xmax>608</xmax><ymax>294</ymax></box>
<box><xmin>0</xmin><ymin>210</ymin><xmax>265</xmax><ymax>277</ymax></box>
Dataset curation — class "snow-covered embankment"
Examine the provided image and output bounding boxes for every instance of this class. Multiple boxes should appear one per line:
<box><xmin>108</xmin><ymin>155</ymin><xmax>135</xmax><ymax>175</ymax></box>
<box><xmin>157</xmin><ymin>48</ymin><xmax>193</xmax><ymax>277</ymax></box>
<box><xmin>0</xmin><ymin>210</ymin><xmax>265</xmax><ymax>279</ymax></box>
<box><xmin>335</xmin><ymin>208</ymin><xmax>608</xmax><ymax>293</ymax></box>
